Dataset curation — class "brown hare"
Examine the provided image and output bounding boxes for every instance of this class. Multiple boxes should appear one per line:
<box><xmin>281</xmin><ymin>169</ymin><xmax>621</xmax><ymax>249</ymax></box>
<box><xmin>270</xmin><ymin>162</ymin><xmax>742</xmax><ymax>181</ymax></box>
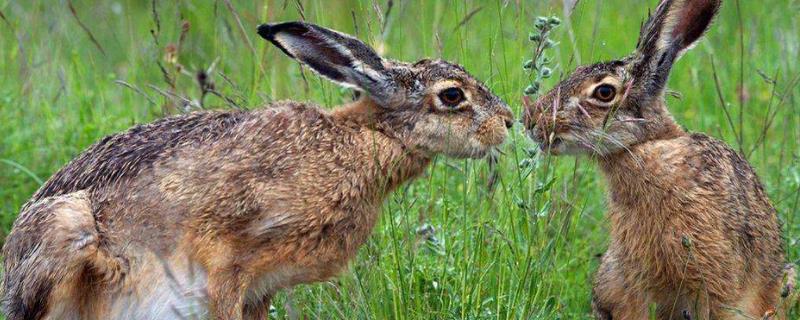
<box><xmin>1</xmin><ymin>21</ymin><xmax>513</xmax><ymax>320</ymax></box>
<box><xmin>523</xmin><ymin>0</ymin><xmax>786</xmax><ymax>319</ymax></box>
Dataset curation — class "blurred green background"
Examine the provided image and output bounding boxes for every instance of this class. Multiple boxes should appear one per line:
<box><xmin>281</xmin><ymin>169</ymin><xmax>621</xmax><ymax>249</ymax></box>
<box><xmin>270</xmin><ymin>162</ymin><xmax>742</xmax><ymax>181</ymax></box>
<box><xmin>1</xmin><ymin>0</ymin><xmax>798</xmax><ymax>318</ymax></box>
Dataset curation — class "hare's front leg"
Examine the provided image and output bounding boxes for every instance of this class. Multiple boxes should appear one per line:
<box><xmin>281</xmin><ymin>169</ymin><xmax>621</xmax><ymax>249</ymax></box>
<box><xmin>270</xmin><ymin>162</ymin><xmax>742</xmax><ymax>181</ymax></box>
<box><xmin>243</xmin><ymin>293</ymin><xmax>273</xmax><ymax>320</ymax></box>
<box><xmin>592</xmin><ymin>251</ymin><xmax>647</xmax><ymax>320</ymax></box>
<box><xmin>207</xmin><ymin>269</ymin><xmax>251</xmax><ymax>320</ymax></box>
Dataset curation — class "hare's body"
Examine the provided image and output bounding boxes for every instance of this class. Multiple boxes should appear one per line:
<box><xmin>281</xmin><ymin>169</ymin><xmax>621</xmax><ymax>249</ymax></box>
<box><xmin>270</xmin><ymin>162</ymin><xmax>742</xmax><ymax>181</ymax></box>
<box><xmin>524</xmin><ymin>0</ymin><xmax>787</xmax><ymax>318</ymax></box>
<box><xmin>3</xmin><ymin>101</ymin><xmax>429</xmax><ymax>319</ymax></box>
<box><xmin>594</xmin><ymin>132</ymin><xmax>784</xmax><ymax>319</ymax></box>
<box><xmin>2</xmin><ymin>22</ymin><xmax>512</xmax><ymax>319</ymax></box>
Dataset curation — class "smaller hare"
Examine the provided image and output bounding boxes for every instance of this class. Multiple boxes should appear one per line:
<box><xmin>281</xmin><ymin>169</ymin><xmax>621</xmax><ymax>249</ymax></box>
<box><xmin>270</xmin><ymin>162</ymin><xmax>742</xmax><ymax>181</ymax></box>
<box><xmin>524</xmin><ymin>0</ymin><xmax>786</xmax><ymax>319</ymax></box>
<box><xmin>1</xmin><ymin>22</ymin><xmax>512</xmax><ymax>320</ymax></box>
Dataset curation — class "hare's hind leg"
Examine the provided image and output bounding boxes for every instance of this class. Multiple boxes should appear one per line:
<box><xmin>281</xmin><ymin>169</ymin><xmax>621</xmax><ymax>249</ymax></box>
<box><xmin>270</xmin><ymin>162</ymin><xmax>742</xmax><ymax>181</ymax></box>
<box><xmin>726</xmin><ymin>277</ymin><xmax>783</xmax><ymax>320</ymax></box>
<box><xmin>592</xmin><ymin>251</ymin><xmax>647</xmax><ymax>320</ymax></box>
<box><xmin>1</xmin><ymin>191</ymin><xmax>126</xmax><ymax>320</ymax></box>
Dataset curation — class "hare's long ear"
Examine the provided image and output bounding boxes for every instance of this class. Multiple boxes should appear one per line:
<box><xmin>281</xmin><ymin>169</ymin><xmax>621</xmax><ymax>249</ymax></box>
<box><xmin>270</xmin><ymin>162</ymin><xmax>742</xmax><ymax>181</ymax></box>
<box><xmin>631</xmin><ymin>0</ymin><xmax>721</xmax><ymax>92</ymax></box>
<box><xmin>258</xmin><ymin>21</ymin><xmax>399</xmax><ymax>106</ymax></box>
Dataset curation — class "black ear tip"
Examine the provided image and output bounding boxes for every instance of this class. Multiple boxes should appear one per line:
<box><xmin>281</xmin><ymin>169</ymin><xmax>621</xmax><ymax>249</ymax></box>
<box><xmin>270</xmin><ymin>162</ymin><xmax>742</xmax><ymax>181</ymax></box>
<box><xmin>257</xmin><ymin>21</ymin><xmax>311</xmax><ymax>41</ymax></box>
<box><xmin>257</xmin><ymin>23</ymin><xmax>275</xmax><ymax>40</ymax></box>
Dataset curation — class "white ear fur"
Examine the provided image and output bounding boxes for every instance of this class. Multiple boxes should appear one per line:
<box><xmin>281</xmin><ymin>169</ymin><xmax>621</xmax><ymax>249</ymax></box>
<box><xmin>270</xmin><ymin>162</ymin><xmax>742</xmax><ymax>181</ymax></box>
<box><xmin>258</xmin><ymin>22</ymin><xmax>400</xmax><ymax>106</ymax></box>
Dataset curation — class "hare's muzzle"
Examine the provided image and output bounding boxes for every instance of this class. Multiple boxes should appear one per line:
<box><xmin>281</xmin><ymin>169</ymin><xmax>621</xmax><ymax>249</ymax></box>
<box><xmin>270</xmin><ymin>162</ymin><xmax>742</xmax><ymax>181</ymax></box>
<box><xmin>522</xmin><ymin>94</ymin><xmax>567</xmax><ymax>153</ymax></box>
<box><xmin>522</xmin><ymin>96</ymin><xmax>545</xmax><ymax>140</ymax></box>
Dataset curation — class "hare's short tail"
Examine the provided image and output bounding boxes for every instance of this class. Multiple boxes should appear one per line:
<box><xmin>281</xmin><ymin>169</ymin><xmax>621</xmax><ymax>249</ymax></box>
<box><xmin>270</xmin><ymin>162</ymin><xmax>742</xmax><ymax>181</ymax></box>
<box><xmin>0</xmin><ymin>191</ymin><xmax>126</xmax><ymax>320</ymax></box>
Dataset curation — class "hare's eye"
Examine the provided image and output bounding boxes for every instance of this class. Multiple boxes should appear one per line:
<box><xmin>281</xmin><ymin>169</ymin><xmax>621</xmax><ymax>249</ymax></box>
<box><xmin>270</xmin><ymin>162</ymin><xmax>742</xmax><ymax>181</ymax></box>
<box><xmin>439</xmin><ymin>88</ymin><xmax>465</xmax><ymax>107</ymax></box>
<box><xmin>592</xmin><ymin>84</ymin><xmax>616</xmax><ymax>102</ymax></box>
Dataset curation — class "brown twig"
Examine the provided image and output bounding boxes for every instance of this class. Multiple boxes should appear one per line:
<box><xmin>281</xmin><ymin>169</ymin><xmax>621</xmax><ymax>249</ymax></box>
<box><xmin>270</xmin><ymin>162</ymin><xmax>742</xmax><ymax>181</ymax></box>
<box><xmin>710</xmin><ymin>57</ymin><xmax>742</xmax><ymax>150</ymax></box>
<box><xmin>217</xmin><ymin>71</ymin><xmax>247</xmax><ymax>104</ymax></box>
<box><xmin>351</xmin><ymin>10</ymin><xmax>360</xmax><ymax>37</ymax></box>
<box><xmin>177</xmin><ymin>20</ymin><xmax>190</xmax><ymax>55</ymax></box>
<box><xmin>222</xmin><ymin>0</ymin><xmax>256</xmax><ymax>57</ymax></box>
<box><xmin>382</xmin><ymin>0</ymin><xmax>394</xmax><ymax>33</ymax></box>
<box><xmin>147</xmin><ymin>84</ymin><xmax>199</xmax><ymax>112</ymax></box>
<box><xmin>453</xmin><ymin>6</ymin><xmax>483</xmax><ymax>32</ymax></box>
<box><xmin>150</xmin><ymin>0</ymin><xmax>161</xmax><ymax>45</ymax></box>
<box><xmin>371</xmin><ymin>0</ymin><xmax>385</xmax><ymax>32</ymax></box>
<box><xmin>747</xmin><ymin>71</ymin><xmax>800</xmax><ymax>158</ymax></box>
<box><xmin>52</xmin><ymin>68</ymin><xmax>67</xmax><ymax>104</ymax></box>
<box><xmin>156</xmin><ymin>60</ymin><xmax>176</xmax><ymax>90</ymax></box>
<box><xmin>0</xmin><ymin>8</ymin><xmax>10</xmax><ymax>26</ymax></box>
<box><xmin>735</xmin><ymin>0</ymin><xmax>745</xmax><ymax>154</ymax></box>
<box><xmin>293</xmin><ymin>0</ymin><xmax>306</xmax><ymax>20</ymax></box>
<box><xmin>298</xmin><ymin>65</ymin><xmax>310</xmax><ymax>95</ymax></box>
<box><xmin>115</xmin><ymin>80</ymin><xmax>157</xmax><ymax>106</ymax></box>
<box><xmin>67</xmin><ymin>0</ymin><xmax>106</xmax><ymax>56</ymax></box>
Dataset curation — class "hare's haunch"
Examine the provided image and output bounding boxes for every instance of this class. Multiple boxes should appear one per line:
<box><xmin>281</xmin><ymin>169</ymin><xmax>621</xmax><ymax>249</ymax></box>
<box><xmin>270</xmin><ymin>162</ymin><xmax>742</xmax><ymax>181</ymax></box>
<box><xmin>1</xmin><ymin>22</ymin><xmax>512</xmax><ymax>320</ymax></box>
<box><xmin>524</xmin><ymin>0</ymin><xmax>787</xmax><ymax>319</ymax></box>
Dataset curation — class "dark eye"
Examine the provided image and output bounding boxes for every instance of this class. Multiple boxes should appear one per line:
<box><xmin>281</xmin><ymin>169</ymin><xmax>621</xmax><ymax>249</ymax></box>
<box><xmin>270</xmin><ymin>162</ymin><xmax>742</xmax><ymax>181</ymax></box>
<box><xmin>438</xmin><ymin>88</ymin><xmax>465</xmax><ymax>107</ymax></box>
<box><xmin>592</xmin><ymin>84</ymin><xmax>616</xmax><ymax>102</ymax></box>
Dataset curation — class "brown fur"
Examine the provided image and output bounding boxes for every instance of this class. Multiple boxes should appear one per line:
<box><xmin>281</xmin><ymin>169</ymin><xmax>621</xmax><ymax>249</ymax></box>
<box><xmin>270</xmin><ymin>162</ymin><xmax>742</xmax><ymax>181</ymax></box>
<box><xmin>1</xmin><ymin>22</ymin><xmax>512</xmax><ymax>320</ymax></box>
<box><xmin>524</xmin><ymin>0</ymin><xmax>786</xmax><ymax>319</ymax></box>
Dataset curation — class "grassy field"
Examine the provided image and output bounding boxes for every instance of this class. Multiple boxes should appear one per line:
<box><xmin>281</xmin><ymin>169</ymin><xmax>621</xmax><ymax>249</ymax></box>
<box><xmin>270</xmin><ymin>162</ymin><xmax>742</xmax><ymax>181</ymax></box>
<box><xmin>1</xmin><ymin>0</ymin><xmax>799</xmax><ymax>318</ymax></box>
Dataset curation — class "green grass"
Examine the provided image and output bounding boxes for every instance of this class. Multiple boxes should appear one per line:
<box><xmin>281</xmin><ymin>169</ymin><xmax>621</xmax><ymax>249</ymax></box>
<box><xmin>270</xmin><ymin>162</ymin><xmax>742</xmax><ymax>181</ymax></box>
<box><xmin>1</xmin><ymin>0</ymin><xmax>798</xmax><ymax>319</ymax></box>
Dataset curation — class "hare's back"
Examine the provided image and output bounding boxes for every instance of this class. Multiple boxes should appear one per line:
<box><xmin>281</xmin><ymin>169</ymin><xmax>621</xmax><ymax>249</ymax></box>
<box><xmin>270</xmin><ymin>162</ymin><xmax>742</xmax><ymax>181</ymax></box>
<box><xmin>26</xmin><ymin>110</ymin><xmax>250</xmax><ymax>208</ymax></box>
<box><xmin>686</xmin><ymin>134</ymin><xmax>782</xmax><ymax>251</ymax></box>
<box><xmin>687</xmin><ymin>133</ymin><xmax>772</xmax><ymax>207</ymax></box>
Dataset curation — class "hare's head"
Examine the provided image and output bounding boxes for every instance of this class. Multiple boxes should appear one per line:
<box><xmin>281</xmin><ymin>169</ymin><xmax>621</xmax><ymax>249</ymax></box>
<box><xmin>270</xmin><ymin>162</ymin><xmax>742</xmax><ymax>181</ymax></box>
<box><xmin>523</xmin><ymin>0</ymin><xmax>721</xmax><ymax>156</ymax></box>
<box><xmin>258</xmin><ymin>22</ymin><xmax>512</xmax><ymax>159</ymax></box>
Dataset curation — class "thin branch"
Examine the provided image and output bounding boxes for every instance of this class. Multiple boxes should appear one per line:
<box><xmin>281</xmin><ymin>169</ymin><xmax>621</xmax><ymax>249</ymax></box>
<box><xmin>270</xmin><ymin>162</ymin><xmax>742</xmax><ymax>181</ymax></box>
<box><xmin>52</xmin><ymin>68</ymin><xmax>67</xmax><ymax>104</ymax></box>
<box><xmin>208</xmin><ymin>89</ymin><xmax>242</xmax><ymax>110</ymax></box>
<box><xmin>222</xmin><ymin>0</ymin><xmax>256</xmax><ymax>57</ymax></box>
<box><xmin>147</xmin><ymin>84</ymin><xmax>199</xmax><ymax>112</ymax></box>
<box><xmin>735</xmin><ymin>0</ymin><xmax>745</xmax><ymax>154</ymax></box>
<box><xmin>0</xmin><ymin>8</ymin><xmax>10</xmax><ymax>26</ymax></box>
<box><xmin>156</xmin><ymin>60</ymin><xmax>176</xmax><ymax>90</ymax></box>
<box><xmin>0</xmin><ymin>159</ymin><xmax>44</xmax><ymax>185</ymax></box>
<box><xmin>747</xmin><ymin>71</ymin><xmax>800</xmax><ymax>158</ymax></box>
<box><xmin>293</xmin><ymin>0</ymin><xmax>306</xmax><ymax>20</ymax></box>
<box><xmin>67</xmin><ymin>0</ymin><xmax>106</xmax><ymax>56</ymax></box>
<box><xmin>710</xmin><ymin>57</ymin><xmax>742</xmax><ymax>150</ymax></box>
<box><xmin>351</xmin><ymin>10</ymin><xmax>360</xmax><ymax>37</ymax></box>
<box><xmin>382</xmin><ymin>0</ymin><xmax>394</xmax><ymax>34</ymax></box>
<box><xmin>150</xmin><ymin>0</ymin><xmax>161</xmax><ymax>45</ymax></box>
<box><xmin>453</xmin><ymin>6</ymin><xmax>483</xmax><ymax>32</ymax></box>
<box><xmin>114</xmin><ymin>80</ymin><xmax>157</xmax><ymax>106</ymax></box>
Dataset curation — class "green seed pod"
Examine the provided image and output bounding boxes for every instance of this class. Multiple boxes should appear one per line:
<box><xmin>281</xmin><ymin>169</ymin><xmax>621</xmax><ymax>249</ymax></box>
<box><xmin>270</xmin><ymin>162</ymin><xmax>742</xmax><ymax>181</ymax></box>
<box><xmin>540</xmin><ymin>67</ymin><xmax>552</xmax><ymax>78</ymax></box>
<box><xmin>536</xmin><ymin>16</ymin><xmax>549</xmax><ymax>25</ymax></box>
<box><xmin>548</xmin><ymin>16</ymin><xmax>561</xmax><ymax>26</ymax></box>
<box><xmin>523</xmin><ymin>60</ymin><xmax>535</xmax><ymax>69</ymax></box>
<box><xmin>528</xmin><ymin>33</ymin><xmax>542</xmax><ymax>42</ymax></box>
<box><xmin>534</xmin><ymin>17</ymin><xmax>548</xmax><ymax>30</ymax></box>
<box><xmin>524</xmin><ymin>83</ymin><xmax>540</xmax><ymax>95</ymax></box>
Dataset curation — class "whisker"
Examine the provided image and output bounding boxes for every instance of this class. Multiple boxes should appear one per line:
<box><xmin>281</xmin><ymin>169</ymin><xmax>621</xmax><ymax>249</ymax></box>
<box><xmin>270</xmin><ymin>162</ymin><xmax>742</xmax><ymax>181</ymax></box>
<box><xmin>552</xmin><ymin>87</ymin><xmax>561</xmax><ymax>124</ymax></box>
<box><xmin>620</xmin><ymin>79</ymin><xmax>634</xmax><ymax>105</ymax></box>
<box><xmin>586</xmin><ymin>130</ymin><xmax>642</xmax><ymax>166</ymax></box>
<box><xmin>618</xmin><ymin>117</ymin><xmax>648</xmax><ymax>123</ymax></box>
<box><xmin>576</xmin><ymin>102</ymin><xmax>591</xmax><ymax>118</ymax></box>
<box><xmin>574</xmin><ymin>134</ymin><xmax>604</xmax><ymax>155</ymax></box>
